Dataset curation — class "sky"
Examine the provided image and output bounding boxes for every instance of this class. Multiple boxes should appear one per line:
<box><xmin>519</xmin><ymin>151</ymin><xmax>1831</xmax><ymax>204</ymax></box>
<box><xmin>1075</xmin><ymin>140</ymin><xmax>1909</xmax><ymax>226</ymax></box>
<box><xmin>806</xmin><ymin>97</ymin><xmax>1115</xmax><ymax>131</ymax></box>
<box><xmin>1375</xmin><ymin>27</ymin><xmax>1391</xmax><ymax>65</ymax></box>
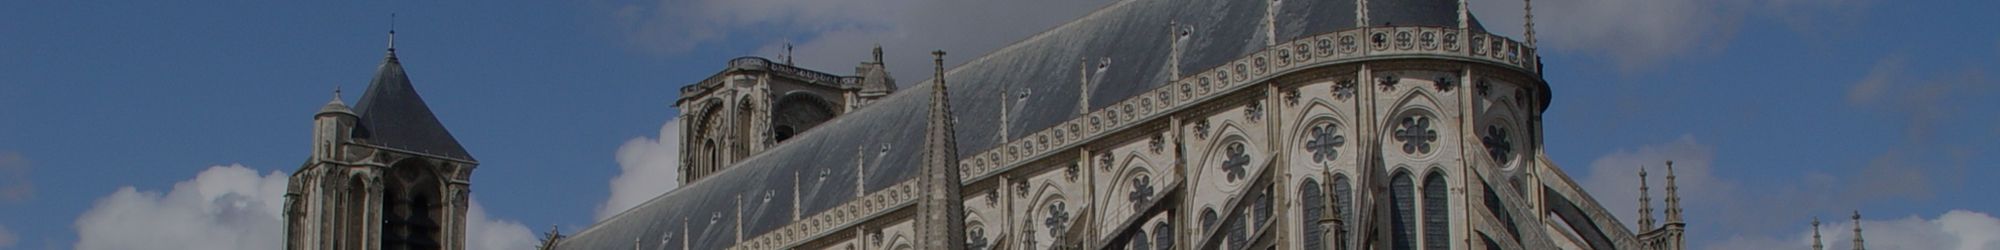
<box><xmin>0</xmin><ymin>0</ymin><xmax>1996</xmax><ymax>249</ymax></box>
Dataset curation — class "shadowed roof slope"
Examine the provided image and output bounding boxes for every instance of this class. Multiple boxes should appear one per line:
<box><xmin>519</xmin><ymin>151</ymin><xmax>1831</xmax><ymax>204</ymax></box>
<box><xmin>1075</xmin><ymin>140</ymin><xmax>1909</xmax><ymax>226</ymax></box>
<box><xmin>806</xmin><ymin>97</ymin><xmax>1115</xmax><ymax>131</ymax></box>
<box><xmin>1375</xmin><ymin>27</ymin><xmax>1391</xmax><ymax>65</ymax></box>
<box><xmin>351</xmin><ymin>50</ymin><xmax>475</xmax><ymax>162</ymax></box>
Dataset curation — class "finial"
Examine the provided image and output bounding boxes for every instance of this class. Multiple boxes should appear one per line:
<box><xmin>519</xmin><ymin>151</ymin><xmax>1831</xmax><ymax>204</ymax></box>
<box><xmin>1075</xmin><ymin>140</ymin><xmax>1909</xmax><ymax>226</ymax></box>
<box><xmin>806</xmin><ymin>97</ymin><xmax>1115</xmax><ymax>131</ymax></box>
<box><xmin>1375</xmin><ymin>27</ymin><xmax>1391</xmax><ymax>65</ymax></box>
<box><xmin>932</xmin><ymin>50</ymin><xmax>946</xmax><ymax>91</ymax></box>
<box><xmin>388</xmin><ymin>13</ymin><xmax>398</xmax><ymax>52</ymax></box>
<box><xmin>1853</xmin><ymin>210</ymin><xmax>1865</xmax><ymax>250</ymax></box>
<box><xmin>784</xmin><ymin>42</ymin><xmax>794</xmax><ymax>65</ymax></box>
<box><xmin>1523</xmin><ymin>0</ymin><xmax>1536</xmax><ymax>46</ymax></box>
<box><xmin>1664</xmin><ymin>161</ymin><xmax>1683</xmax><ymax>224</ymax></box>
<box><xmin>1638</xmin><ymin>165</ymin><xmax>1655</xmax><ymax>230</ymax></box>
<box><xmin>873</xmin><ymin>44</ymin><xmax>884</xmax><ymax>64</ymax></box>
<box><xmin>333</xmin><ymin>86</ymin><xmax>343</xmax><ymax>100</ymax></box>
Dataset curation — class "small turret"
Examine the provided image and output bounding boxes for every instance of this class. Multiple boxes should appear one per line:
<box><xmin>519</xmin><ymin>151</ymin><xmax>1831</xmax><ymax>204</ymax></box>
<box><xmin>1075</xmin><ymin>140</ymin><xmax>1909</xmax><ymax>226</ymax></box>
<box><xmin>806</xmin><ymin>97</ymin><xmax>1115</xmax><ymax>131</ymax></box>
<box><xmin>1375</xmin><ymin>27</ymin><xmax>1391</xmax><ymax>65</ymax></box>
<box><xmin>312</xmin><ymin>88</ymin><xmax>355</xmax><ymax>161</ymax></box>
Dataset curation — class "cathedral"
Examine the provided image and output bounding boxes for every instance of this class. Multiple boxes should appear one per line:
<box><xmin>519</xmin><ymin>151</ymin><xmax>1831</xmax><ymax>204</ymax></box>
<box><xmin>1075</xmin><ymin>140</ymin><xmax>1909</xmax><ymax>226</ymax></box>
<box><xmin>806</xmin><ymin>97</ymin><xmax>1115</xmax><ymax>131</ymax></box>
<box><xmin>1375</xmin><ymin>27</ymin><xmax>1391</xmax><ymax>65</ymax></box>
<box><xmin>283</xmin><ymin>0</ymin><xmax>1700</xmax><ymax>249</ymax></box>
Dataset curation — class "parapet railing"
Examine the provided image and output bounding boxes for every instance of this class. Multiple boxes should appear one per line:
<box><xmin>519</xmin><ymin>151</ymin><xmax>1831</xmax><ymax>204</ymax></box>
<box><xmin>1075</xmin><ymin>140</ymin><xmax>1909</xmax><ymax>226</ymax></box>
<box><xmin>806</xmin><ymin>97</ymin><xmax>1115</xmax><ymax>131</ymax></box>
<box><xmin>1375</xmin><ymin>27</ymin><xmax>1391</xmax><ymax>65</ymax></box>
<box><xmin>679</xmin><ymin>57</ymin><xmax>863</xmax><ymax>101</ymax></box>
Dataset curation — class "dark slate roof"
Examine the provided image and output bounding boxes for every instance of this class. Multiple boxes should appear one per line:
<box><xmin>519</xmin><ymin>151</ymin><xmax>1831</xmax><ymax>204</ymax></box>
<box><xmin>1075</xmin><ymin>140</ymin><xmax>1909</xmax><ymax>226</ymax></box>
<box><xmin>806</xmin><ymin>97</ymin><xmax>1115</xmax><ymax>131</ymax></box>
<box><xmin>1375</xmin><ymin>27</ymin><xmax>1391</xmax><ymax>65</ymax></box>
<box><xmin>351</xmin><ymin>50</ymin><xmax>475</xmax><ymax>162</ymax></box>
<box><xmin>556</xmin><ymin>0</ymin><xmax>1482</xmax><ymax>248</ymax></box>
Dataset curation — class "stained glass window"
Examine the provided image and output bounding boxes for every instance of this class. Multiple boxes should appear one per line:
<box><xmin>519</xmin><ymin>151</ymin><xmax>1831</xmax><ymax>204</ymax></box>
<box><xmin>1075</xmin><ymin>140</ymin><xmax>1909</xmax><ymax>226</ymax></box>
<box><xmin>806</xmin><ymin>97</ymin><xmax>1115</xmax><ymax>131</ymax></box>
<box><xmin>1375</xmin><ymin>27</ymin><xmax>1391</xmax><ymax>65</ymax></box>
<box><xmin>1333</xmin><ymin>175</ymin><xmax>1353</xmax><ymax>250</ymax></box>
<box><xmin>1391</xmin><ymin>172</ymin><xmax>1416</xmax><ymax>250</ymax></box>
<box><xmin>1301</xmin><ymin>179</ymin><xmax>1328</xmax><ymax>250</ymax></box>
<box><xmin>1423</xmin><ymin>173</ymin><xmax>1450</xmax><ymax>250</ymax></box>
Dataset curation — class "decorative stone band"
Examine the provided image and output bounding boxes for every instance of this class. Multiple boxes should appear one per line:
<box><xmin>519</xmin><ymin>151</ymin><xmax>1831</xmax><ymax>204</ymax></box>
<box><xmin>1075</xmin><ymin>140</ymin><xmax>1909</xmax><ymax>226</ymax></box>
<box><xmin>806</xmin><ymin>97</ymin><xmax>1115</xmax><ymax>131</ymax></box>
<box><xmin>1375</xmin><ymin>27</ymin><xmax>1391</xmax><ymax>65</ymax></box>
<box><xmin>678</xmin><ymin>57</ymin><xmax>863</xmax><ymax>102</ymax></box>
<box><xmin>960</xmin><ymin>26</ymin><xmax>1536</xmax><ymax>183</ymax></box>
<box><xmin>733</xmin><ymin>180</ymin><xmax>920</xmax><ymax>250</ymax></box>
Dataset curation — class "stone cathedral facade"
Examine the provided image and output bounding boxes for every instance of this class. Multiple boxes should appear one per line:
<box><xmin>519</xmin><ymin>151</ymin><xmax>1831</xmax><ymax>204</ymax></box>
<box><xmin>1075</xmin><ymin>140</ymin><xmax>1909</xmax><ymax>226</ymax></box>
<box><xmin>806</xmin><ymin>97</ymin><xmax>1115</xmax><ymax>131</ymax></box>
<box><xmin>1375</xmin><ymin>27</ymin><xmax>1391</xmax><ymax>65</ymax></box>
<box><xmin>291</xmin><ymin>0</ymin><xmax>1695</xmax><ymax>249</ymax></box>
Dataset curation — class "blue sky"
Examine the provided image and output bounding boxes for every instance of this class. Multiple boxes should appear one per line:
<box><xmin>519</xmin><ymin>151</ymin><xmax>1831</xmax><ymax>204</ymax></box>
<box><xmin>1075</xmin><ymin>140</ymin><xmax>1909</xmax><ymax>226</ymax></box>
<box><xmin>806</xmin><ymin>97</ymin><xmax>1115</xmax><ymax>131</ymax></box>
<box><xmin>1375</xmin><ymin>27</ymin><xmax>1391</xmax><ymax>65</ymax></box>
<box><xmin>1</xmin><ymin>0</ymin><xmax>1996</xmax><ymax>249</ymax></box>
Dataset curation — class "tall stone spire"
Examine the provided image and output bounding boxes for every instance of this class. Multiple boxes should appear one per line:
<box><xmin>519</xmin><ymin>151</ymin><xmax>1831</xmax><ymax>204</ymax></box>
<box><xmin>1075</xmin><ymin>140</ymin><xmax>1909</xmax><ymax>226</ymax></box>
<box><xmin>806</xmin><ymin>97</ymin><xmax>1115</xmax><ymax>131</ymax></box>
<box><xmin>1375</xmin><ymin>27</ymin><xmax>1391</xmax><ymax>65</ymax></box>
<box><xmin>1664</xmin><ymin>161</ymin><xmax>1683</xmax><ymax>224</ymax></box>
<box><xmin>1638</xmin><ymin>165</ymin><xmax>1655</xmax><ymax>230</ymax></box>
<box><xmin>1852</xmin><ymin>211</ymin><xmax>1865</xmax><ymax>250</ymax></box>
<box><xmin>1811</xmin><ymin>217</ymin><xmax>1823</xmax><ymax>250</ymax></box>
<box><xmin>913</xmin><ymin>50</ymin><xmax>968</xmax><ymax>250</ymax></box>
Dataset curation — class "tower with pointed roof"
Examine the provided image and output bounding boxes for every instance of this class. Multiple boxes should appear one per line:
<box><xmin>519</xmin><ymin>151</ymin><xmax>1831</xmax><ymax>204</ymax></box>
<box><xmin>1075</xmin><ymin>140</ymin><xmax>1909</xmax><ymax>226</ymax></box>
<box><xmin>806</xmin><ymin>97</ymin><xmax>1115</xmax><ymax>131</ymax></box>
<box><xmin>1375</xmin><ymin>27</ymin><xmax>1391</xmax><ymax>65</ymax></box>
<box><xmin>285</xmin><ymin>32</ymin><xmax>478</xmax><ymax>250</ymax></box>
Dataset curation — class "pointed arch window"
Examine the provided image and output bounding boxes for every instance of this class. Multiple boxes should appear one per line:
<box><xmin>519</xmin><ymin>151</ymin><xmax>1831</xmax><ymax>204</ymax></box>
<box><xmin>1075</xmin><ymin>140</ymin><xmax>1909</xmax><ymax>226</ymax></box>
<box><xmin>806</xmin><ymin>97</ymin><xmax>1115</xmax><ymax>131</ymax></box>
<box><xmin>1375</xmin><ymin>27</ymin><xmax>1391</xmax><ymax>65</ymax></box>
<box><xmin>1422</xmin><ymin>172</ymin><xmax>1451</xmax><ymax>250</ymax></box>
<box><xmin>1300</xmin><ymin>179</ymin><xmax>1328</xmax><ymax>250</ymax></box>
<box><xmin>383</xmin><ymin>161</ymin><xmax>442</xmax><ymax>250</ymax></box>
<box><xmin>1153</xmin><ymin>222</ymin><xmax>1175</xmax><ymax>250</ymax></box>
<box><xmin>1390</xmin><ymin>172</ymin><xmax>1416</xmax><ymax>250</ymax></box>
<box><xmin>1130</xmin><ymin>228</ymin><xmax>1152</xmax><ymax>250</ymax></box>
<box><xmin>1200</xmin><ymin>208</ymin><xmax>1219</xmax><ymax>232</ymax></box>
<box><xmin>1333</xmin><ymin>175</ymin><xmax>1354</xmax><ymax>250</ymax></box>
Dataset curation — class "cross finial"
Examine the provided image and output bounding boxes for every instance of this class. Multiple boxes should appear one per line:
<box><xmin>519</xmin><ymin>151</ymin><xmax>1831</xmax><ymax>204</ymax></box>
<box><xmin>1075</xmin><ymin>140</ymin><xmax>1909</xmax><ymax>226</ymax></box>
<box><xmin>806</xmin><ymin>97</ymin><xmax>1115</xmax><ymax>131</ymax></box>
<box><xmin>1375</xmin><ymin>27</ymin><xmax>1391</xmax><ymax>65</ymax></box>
<box><xmin>388</xmin><ymin>13</ymin><xmax>397</xmax><ymax>52</ymax></box>
<box><xmin>333</xmin><ymin>86</ymin><xmax>343</xmax><ymax>100</ymax></box>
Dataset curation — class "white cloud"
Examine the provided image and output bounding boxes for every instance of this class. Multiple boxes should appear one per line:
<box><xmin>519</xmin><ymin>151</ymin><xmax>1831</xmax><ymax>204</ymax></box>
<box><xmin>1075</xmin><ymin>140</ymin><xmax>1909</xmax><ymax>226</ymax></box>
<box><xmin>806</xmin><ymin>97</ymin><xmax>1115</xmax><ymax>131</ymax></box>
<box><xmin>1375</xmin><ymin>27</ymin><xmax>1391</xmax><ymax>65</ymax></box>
<box><xmin>467</xmin><ymin>199</ymin><xmax>540</xmax><ymax>250</ymax></box>
<box><xmin>73</xmin><ymin>164</ymin><xmax>536</xmax><ymax>250</ymax></box>
<box><xmin>596</xmin><ymin>118</ymin><xmax>683</xmax><ymax>221</ymax></box>
<box><xmin>614</xmin><ymin>0</ymin><xmax>1113</xmax><ymax>82</ymax></box>
<box><xmin>0</xmin><ymin>224</ymin><xmax>16</xmax><ymax>248</ymax></box>
<box><xmin>74</xmin><ymin>164</ymin><xmax>286</xmax><ymax>250</ymax></box>
<box><xmin>1577</xmin><ymin>134</ymin><xmax>1732</xmax><ymax>232</ymax></box>
<box><xmin>1707</xmin><ymin>210</ymin><xmax>2000</xmax><ymax>250</ymax></box>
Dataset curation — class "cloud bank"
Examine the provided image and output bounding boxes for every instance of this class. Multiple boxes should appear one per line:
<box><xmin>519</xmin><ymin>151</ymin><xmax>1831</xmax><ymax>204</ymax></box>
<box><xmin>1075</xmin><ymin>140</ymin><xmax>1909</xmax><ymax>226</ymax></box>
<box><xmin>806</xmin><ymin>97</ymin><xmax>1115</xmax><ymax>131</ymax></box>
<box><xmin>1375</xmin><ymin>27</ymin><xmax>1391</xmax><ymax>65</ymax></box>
<box><xmin>1576</xmin><ymin>136</ymin><xmax>1998</xmax><ymax>249</ymax></box>
<box><xmin>596</xmin><ymin>118</ymin><xmax>683</xmax><ymax>221</ymax></box>
<box><xmin>1708</xmin><ymin>210</ymin><xmax>2000</xmax><ymax>250</ymax></box>
<box><xmin>72</xmin><ymin>165</ymin><xmax>536</xmax><ymax>250</ymax></box>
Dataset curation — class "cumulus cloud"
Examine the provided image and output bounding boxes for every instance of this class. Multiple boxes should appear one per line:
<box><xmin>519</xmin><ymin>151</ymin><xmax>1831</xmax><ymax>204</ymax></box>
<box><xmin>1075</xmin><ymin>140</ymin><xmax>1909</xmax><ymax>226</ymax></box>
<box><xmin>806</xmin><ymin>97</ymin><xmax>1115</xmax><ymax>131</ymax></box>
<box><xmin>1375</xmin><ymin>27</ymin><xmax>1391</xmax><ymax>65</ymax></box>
<box><xmin>74</xmin><ymin>164</ymin><xmax>286</xmax><ymax>250</ymax></box>
<box><xmin>467</xmin><ymin>199</ymin><xmax>540</xmax><ymax>250</ymax></box>
<box><xmin>612</xmin><ymin>0</ymin><xmax>1113</xmax><ymax>82</ymax></box>
<box><xmin>1578</xmin><ymin>135</ymin><xmax>1732</xmax><ymax>231</ymax></box>
<box><xmin>73</xmin><ymin>164</ymin><xmax>536</xmax><ymax>250</ymax></box>
<box><xmin>0</xmin><ymin>151</ymin><xmax>31</xmax><ymax>203</ymax></box>
<box><xmin>1707</xmin><ymin>210</ymin><xmax>2000</xmax><ymax>250</ymax></box>
<box><xmin>596</xmin><ymin>118</ymin><xmax>683</xmax><ymax>221</ymax></box>
<box><xmin>1469</xmin><ymin>0</ymin><xmax>1867</xmax><ymax>69</ymax></box>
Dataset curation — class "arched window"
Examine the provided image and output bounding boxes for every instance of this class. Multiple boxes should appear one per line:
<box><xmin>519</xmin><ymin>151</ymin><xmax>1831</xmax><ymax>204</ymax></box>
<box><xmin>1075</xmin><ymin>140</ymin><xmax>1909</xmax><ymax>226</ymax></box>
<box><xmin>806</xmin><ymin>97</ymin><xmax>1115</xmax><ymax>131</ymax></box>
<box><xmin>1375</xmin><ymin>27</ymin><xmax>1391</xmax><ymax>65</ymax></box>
<box><xmin>383</xmin><ymin>161</ymin><xmax>442</xmax><ymax>250</ymax></box>
<box><xmin>1300</xmin><ymin>179</ymin><xmax>1328</xmax><ymax>250</ymax></box>
<box><xmin>1254</xmin><ymin>185</ymin><xmax>1273</xmax><ymax>228</ymax></box>
<box><xmin>1131</xmin><ymin>228</ymin><xmax>1151</xmax><ymax>250</ymax></box>
<box><xmin>1226</xmin><ymin>210</ymin><xmax>1247</xmax><ymax>249</ymax></box>
<box><xmin>772</xmin><ymin>93</ymin><xmax>836</xmax><ymax>143</ymax></box>
<box><xmin>1422</xmin><ymin>172</ymin><xmax>1450</xmax><ymax>250</ymax></box>
<box><xmin>1390</xmin><ymin>171</ymin><xmax>1416</xmax><ymax>250</ymax></box>
<box><xmin>1154</xmin><ymin>222</ymin><xmax>1174</xmax><ymax>250</ymax></box>
<box><xmin>1201</xmin><ymin>208</ymin><xmax>1219</xmax><ymax>232</ymax></box>
<box><xmin>1333</xmin><ymin>175</ymin><xmax>1353</xmax><ymax>250</ymax></box>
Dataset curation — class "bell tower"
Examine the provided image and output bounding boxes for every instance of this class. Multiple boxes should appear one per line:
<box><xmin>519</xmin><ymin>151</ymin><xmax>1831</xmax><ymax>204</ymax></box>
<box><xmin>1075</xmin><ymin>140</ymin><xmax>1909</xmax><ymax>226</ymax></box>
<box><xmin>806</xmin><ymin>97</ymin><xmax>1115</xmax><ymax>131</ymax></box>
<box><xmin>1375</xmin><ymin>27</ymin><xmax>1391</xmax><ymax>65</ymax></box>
<box><xmin>285</xmin><ymin>33</ymin><xmax>478</xmax><ymax>250</ymax></box>
<box><xmin>673</xmin><ymin>48</ymin><xmax>897</xmax><ymax>184</ymax></box>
